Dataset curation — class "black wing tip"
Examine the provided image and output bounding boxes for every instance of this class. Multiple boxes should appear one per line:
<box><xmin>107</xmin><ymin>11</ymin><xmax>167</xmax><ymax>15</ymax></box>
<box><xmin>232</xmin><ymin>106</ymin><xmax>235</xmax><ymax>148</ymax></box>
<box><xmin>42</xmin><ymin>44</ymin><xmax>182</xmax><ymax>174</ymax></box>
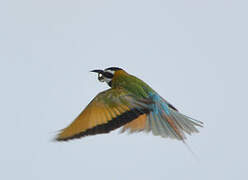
<box><xmin>53</xmin><ymin>136</ymin><xmax>66</xmax><ymax>142</ymax></box>
<box><xmin>54</xmin><ymin>132</ymin><xmax>92</xmax><ymax>142</ymax></box>
<box><xmin>54</xmin><ymin>137</ymin><xmax>67</xmax><ymax>142</ymax></box>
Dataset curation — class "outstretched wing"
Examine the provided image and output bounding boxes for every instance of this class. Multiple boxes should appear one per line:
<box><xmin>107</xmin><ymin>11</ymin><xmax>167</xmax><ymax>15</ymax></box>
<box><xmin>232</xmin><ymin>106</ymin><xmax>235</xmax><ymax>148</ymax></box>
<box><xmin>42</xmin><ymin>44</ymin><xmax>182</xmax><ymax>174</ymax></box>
<box><xmin>55</xmin><ymin>88</ymin><xmax>152</xmax><ymax>141</ymax></box>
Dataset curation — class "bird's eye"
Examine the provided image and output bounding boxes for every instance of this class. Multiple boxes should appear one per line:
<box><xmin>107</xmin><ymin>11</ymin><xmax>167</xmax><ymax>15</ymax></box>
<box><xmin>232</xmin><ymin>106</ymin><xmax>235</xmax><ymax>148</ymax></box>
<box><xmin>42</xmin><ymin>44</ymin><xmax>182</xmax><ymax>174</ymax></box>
<box><xmin>98</xmin><ymin>73</ymin><xmax>104</xmax><ymax>82</ymax></box>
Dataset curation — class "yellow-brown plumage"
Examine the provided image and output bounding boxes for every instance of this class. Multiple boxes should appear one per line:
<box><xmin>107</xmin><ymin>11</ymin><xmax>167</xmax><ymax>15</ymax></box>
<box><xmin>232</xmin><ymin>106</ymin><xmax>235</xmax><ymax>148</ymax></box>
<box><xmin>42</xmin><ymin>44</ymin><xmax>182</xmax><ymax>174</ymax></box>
<box><xmin>121</xmin><ymin>114</ymin><xmax>147</xmax><ymax>133</ymax></box>
<box><xmin>56</xmin><ymin>87</ymin><xmax>149</xmax><ymax>141</ymax></box>
<box><xmin>55</xmin><ymin>67</ymin><xmax>203</xmax><ymax>141</ymax></box>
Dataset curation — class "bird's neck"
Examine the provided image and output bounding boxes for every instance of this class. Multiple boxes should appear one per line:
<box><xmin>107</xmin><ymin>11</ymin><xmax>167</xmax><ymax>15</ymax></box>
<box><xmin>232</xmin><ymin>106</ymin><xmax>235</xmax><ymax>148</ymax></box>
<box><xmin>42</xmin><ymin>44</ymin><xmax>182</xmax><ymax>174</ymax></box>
<box><xmin>111</xmin><ymin>70</ymin><xmax>155</xmax><ymax>99</ymax></box>
<box><xmin>111</xmin><ymin>70</ymin><xmax>129</xmax><ymax>88</ymax></box>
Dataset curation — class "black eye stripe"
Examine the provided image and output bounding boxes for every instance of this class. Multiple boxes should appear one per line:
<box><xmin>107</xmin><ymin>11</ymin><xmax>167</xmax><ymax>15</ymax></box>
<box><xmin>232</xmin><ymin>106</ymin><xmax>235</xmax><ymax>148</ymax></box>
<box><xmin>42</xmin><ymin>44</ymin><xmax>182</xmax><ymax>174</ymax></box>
<box><xmin>104</xmin><ymin>72</ymin><xmax>114</xmax><ymax>78</ymax></box>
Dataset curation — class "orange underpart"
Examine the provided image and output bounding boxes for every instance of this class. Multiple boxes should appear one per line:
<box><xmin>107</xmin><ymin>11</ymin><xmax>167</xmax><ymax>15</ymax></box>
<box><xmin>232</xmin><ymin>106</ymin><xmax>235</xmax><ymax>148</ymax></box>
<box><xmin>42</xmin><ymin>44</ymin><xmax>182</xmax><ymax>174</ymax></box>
<box><xmin>122</xmin><ymin>114</ymin><xmax>147</xmax><ymax>133</ymax></box>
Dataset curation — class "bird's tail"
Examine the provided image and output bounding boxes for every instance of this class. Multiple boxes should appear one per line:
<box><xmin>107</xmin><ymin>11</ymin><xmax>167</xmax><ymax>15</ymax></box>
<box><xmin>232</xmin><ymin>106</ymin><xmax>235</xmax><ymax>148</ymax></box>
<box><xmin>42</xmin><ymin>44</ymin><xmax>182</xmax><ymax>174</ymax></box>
<box><xmin>145</xmin><ymin>97</ymin><xmax>203</xmax><ymax>141</ymax></box>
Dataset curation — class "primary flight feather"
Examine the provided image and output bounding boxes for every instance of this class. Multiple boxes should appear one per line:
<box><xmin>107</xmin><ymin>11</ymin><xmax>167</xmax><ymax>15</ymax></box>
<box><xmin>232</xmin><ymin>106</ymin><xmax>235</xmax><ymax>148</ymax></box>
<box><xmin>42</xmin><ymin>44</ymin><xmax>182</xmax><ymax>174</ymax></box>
<box><xmin>55</xmin><ymin>67</ymin><xmax>203</xmax><ymax>141</ymax></box>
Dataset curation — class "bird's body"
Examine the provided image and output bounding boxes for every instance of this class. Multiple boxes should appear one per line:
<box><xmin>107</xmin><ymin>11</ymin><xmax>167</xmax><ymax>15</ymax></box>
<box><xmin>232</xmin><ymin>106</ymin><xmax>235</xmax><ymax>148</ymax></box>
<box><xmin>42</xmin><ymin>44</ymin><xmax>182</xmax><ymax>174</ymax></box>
<box><xmin>56</xmin><ymin>67</ymin><xmax>203</xmax><ymax>141</ymax></box>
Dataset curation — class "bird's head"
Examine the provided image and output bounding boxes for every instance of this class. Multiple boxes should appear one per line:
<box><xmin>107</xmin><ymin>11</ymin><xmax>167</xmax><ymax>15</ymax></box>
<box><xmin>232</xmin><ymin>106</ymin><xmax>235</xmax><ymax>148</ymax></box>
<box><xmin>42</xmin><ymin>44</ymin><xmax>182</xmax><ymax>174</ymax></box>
<box><xmin>91</xmin><ymin>67</ymin><xmax>123</xmax><ymax>87</ymax></box>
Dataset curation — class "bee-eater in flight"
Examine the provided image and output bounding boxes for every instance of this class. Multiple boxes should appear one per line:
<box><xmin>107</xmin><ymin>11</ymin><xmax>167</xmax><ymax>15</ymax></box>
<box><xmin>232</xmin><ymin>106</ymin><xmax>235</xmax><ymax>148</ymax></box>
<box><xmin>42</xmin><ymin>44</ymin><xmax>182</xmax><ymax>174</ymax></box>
<box><xmin>55</xmin><ymin>67</ymin><xmax>203</xmax><ymax>141</ymax></box>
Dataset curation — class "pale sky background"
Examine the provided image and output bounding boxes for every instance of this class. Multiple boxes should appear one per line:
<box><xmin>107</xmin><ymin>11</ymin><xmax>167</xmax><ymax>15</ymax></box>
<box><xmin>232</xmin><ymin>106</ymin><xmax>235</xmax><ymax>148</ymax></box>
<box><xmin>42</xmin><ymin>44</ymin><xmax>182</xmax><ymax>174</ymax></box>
<box><xmin>0</xmin><ymin>0</ymin><xmax>247</xmax><ymax>180</ymax></box>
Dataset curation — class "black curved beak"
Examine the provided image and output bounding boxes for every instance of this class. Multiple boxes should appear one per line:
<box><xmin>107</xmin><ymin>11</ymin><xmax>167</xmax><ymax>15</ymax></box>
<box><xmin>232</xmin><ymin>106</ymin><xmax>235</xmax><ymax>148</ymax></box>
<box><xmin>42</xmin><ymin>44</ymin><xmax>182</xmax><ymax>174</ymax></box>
<box><xmin>90</xmin><ymin>69</ymin><xmax>104</xmax><ymax>73</ymax></box>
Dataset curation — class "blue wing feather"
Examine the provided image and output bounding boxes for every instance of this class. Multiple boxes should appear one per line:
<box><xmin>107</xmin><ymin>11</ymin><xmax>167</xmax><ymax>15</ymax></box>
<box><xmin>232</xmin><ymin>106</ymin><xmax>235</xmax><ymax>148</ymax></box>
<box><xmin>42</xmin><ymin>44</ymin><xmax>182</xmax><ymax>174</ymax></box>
<box><xmin>146</xmin><ymin>93</ymin><xmax>203</xmax><ymax>140</ymax></box>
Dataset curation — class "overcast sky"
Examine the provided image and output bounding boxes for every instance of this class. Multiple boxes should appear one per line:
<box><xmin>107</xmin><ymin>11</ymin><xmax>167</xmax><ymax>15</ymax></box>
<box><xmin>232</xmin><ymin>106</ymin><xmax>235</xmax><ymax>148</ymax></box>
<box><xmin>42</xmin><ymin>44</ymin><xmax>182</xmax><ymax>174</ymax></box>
<box><xmin>0</xmin><ymin>0</ymin><xmax>247</xmax><ymax>180</ymax></box>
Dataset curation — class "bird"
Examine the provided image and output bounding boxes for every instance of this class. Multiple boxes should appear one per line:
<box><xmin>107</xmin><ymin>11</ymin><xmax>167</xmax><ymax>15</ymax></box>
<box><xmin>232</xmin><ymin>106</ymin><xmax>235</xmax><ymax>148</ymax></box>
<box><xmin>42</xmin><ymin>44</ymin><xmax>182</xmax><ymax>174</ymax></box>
<box><xmin>55</xmin><ymin>67</ymin><xmax>203</xmax><ymax>142</ymax></box>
